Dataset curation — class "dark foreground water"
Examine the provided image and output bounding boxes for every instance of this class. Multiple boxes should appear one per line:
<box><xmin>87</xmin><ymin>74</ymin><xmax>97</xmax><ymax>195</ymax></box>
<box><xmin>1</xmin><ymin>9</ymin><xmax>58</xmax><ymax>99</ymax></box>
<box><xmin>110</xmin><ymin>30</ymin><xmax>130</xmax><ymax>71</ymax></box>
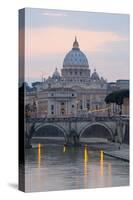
<box><xmin>25</xmin><ymin>144</ymin><xmax>129</xmax><ymax>192</ymax></box>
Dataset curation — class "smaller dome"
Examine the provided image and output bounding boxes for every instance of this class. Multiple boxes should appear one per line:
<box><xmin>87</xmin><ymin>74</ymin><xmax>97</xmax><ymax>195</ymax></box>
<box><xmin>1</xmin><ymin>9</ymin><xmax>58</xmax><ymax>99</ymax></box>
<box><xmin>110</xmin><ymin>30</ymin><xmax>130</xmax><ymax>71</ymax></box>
<box><xmin>52</xmin><ymin>68</ymin><xmax>61</xmax><ymax>80</ymax></box>
<box><xmin>91</xmin><ymin>69</ymin><xmax>100</xmax><ymax>81</ymax></box>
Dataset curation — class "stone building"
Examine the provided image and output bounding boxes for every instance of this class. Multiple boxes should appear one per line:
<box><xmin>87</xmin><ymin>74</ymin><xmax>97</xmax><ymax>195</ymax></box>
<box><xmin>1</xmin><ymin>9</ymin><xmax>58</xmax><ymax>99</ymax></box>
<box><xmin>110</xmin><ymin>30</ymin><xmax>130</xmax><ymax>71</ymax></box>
<box><xmin>47</xmin><ymin>87</ymin><xmax>77</xmax><ymax>117</ymax></box>
<box><xmin>25</xmin><ymin>37</ymin><xmax>128</xmax><ymax>118</ymax></box>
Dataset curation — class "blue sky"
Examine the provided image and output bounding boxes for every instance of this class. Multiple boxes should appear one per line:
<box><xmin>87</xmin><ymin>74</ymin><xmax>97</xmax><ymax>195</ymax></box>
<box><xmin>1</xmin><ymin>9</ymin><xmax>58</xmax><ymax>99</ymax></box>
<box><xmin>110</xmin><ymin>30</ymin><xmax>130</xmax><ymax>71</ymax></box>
<box><xmin>24</xmin><ymin>8</ymin><xmax>129</xmax><ymax>84</ymax></box>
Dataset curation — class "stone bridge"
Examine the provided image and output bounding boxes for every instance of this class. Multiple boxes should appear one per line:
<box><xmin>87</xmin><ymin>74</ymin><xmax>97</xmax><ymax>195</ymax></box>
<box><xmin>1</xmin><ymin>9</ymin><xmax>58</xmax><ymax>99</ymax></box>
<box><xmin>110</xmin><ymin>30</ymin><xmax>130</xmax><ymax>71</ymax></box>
<box><xmin>25</xmin><ymin>116</ymin><xmax>129</xmax><ymax>147</ymax></box>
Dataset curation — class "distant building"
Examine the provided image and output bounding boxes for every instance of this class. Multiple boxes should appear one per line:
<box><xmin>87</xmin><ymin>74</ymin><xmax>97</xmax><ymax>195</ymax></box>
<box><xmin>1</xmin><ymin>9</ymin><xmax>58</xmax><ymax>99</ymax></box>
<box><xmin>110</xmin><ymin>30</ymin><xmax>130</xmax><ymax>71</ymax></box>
<box><xmin>107</xmin><ymin>82</ymin><xmax>117</xmax><ymax>93</ymax></box>
<box><xmin>47</xmin><ymin>87</ymin><xmax>77</xmax><ymax>117</ymax></box>
<box><xmin>25</xmin><ymin>37</ymin><xmax>129</xmax><ymax>118</ymax></box>
<box><xmin>122</xmin><ymin>97</ymin><xmax>129</xmax><ymax>115</ymax></box>
<box><xmin>116</xmin><ymin>80</ymin><xmax>129</xmax><ymax>90</ymax></box>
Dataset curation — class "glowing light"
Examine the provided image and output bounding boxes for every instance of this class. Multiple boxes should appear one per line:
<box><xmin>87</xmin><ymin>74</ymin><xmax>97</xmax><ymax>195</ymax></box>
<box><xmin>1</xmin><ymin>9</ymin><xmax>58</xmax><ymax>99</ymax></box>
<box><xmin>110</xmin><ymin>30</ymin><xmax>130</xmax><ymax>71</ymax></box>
<box><xmin>38</xmin><ymin>143</ymin><xmax>41</xmax><ymax>167</ymax></box>
<box><xmin>84</xmin><ymin>146</ymin><xmax>88</xmax><ymax>163</ymax></box>
<box><xmin>100</xmin><ymin>150</ymin><xmax>104</xmax><ymax>176</ymax></box>
<box><xmin>84</xmin><ymin>146</ymin><xmax>88</xmax><ymax>173</ymax></box>
<box><xmin>100</xmin><ymin>150</ymin><xmax>104</xmax><ymax>161</ymax></box>
<box><xmin>90</xmin><ymin>106</ymin><xmax>111</xmax><ymax>113</ymax></box>
<box><xmin>84</xmin><ymin>145</ymin><xmax>89</xmax><ymax>188</ymax></box>
<box><xmin>63</xmin><ymin>145</ymin><xmax>66</xmax><ymax>153</ymax></box>
<box><xmin>108</xmin><ymin>163</ymin><xmax>112</xmax><ymax>176</ymax></box>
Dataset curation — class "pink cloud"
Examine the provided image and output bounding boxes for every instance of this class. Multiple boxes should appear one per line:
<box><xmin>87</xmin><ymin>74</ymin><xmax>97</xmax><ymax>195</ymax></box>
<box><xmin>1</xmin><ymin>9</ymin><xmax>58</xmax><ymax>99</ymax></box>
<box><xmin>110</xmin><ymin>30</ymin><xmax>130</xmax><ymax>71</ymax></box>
<box><xmin>25</xmin><ymin>26</ymin><xmax>126</xmax><ymax>57</ymax></box>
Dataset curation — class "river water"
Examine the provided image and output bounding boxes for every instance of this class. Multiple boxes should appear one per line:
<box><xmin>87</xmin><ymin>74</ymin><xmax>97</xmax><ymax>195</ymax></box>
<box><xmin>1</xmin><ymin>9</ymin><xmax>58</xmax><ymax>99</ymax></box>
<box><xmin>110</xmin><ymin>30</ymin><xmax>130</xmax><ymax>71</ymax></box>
<box><xmin>25</xmin><ymin>144</ymin><xmax>129</xmax><ymax>192</ymax></box>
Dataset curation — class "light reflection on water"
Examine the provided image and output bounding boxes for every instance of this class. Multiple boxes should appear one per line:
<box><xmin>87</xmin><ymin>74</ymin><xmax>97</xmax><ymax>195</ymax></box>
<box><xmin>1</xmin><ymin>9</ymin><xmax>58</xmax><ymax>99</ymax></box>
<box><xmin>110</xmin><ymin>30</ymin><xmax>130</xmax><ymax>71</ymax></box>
<box><xmin>37</xmin><ymin>143</ymin><xmax>41</xmax><ymax>167</ymax></box>
<box><xmin>25</xmin><ymin>144</ymin><xmax>129</xmax><ymax>192</ymax></box>
<box><xmin>100</xmin><ymin>150</ymin><xmax>104</xmax><ymax>177</ymax></box>
<box><xmin>84</xmin><ymin>145</ymin><xmax>89</xmax><ymax>187</ymax></box>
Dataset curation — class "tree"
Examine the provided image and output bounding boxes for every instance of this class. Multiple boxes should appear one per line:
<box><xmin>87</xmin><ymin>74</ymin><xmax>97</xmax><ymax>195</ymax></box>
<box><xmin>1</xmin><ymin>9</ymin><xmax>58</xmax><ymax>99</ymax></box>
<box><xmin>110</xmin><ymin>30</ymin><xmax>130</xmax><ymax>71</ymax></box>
<box><xmin>105</xmin><ymin>89</ymin><xmax>129</xmax><ymax>115</ymax></box>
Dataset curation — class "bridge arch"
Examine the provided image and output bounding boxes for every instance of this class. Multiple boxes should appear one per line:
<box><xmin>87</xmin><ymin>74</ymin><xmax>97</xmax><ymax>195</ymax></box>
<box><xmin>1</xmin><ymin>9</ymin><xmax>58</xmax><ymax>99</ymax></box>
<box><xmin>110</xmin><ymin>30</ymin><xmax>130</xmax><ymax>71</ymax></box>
<box><xmin>79</xmin><ymin>122</ymin><xmax>114</xmax><ymax>141</ymax></box>
<box><xmin>32</xmin><ymin>123</ymin><xmax>68</xmax><ymax>142</ymax></box>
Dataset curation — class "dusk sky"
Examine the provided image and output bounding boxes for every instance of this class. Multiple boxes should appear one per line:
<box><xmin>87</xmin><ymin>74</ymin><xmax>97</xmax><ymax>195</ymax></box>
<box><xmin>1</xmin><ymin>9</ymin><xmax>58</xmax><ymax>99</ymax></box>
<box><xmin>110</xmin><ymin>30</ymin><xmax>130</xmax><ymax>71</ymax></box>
<box><xmin>24</xmin><ymin>8</ymin><xmax>129</xmax><ymax>84</ymax></box>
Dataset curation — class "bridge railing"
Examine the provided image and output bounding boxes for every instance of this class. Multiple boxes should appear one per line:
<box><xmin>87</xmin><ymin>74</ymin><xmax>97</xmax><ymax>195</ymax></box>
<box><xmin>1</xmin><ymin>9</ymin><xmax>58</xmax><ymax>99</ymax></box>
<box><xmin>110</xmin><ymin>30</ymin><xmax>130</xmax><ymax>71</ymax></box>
<box><xmin>25</xmin><ymin>115</ymin><xmax>127</xmax><ymax>123</ymax></box>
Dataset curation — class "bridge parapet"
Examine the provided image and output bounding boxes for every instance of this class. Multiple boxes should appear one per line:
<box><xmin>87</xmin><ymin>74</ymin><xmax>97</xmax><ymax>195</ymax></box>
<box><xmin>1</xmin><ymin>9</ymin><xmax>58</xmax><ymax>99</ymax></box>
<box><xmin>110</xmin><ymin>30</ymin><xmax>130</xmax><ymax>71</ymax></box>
<box><xmin>26</xmin><ymin>116</ymin><xmax>126</xmax><ymax>123</ymax></box>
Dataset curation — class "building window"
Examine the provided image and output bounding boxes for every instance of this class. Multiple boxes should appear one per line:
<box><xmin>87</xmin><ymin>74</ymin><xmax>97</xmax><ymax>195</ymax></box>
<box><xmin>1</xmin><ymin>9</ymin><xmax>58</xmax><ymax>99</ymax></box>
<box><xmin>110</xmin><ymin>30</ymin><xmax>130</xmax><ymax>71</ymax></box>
<box><xmin>87</xmin><ymin>100</ymin><xmax>90</xmax><ymax>110</ymax></box>
<box><xmin>51</xmin><ymin>111</ymin><xmax>54</xmax><ymax>115</ymax></box>
<box><xmin>61</xmin><ymin>108</ymin><xmax>65</xmax><ymax>115</ymax></box>
<box><xmin>87</xmin><ymin>103</ymin><xmax>90</xmax><ymax>110</ymax></box>
<box><xmin>72</xmin><ymin>105</ymin><xmax>74</xmax><ymax>108</ymax></box>
<box><xmin>51</xmin><ymin>93</ymin><xmax>54</xmax><ymax>96</ymax></box>
<box><xmin>51</xmin><ymin>105</ymin><xmax>54</xmax><ymax>110</ymax></box>
<box><xmin>80</xmin><ymin>72</ymin><xmax>82</xmax><ymax>75</ymax></box>
<box><xmin>61</xmin><ymin>102</ymin><xmax>64</xmax><ymax>105</ymax></box>
<box><xmin>72</xmin><ymin>93</ymin><xmax>74</xmax><ymax>96</ymax></box>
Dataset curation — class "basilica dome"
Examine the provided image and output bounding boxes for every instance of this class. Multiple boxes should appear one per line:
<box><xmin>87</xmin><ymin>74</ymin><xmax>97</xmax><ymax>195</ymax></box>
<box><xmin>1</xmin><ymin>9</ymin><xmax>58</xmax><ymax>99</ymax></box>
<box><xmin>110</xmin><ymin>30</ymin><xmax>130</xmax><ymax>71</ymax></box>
<box><xmin>63</xmin><ymin>37</ymin><xmax>89</xmax><ymax>68</ymax></box>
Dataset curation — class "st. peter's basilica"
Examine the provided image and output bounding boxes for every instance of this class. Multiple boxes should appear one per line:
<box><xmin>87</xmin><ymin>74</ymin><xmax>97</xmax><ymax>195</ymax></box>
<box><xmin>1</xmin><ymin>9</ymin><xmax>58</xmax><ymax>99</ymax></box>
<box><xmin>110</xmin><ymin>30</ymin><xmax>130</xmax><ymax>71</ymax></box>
<box><xmin>25</xmin><ymin>37</ymin><xmax>129</xmax><ymax>118</ymax></box>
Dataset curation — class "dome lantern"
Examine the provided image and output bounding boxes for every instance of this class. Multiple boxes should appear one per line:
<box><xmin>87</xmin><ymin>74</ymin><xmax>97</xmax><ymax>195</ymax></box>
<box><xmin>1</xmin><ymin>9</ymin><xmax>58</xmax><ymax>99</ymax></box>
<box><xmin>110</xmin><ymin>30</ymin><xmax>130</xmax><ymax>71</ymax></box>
<box><xmin>72</xmin><ymin>36</ymin><xmax>79</xmax><ymax>49</ymax></box>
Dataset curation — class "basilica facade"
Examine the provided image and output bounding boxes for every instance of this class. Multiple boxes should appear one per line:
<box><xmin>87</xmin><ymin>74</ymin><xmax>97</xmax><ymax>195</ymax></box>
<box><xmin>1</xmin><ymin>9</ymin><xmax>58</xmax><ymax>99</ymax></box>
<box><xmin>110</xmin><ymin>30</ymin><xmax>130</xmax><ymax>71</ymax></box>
<box><xmin>26</xmin><ymin>37</ymin><xmax>110</xmax><ymax>118</ymax></box>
